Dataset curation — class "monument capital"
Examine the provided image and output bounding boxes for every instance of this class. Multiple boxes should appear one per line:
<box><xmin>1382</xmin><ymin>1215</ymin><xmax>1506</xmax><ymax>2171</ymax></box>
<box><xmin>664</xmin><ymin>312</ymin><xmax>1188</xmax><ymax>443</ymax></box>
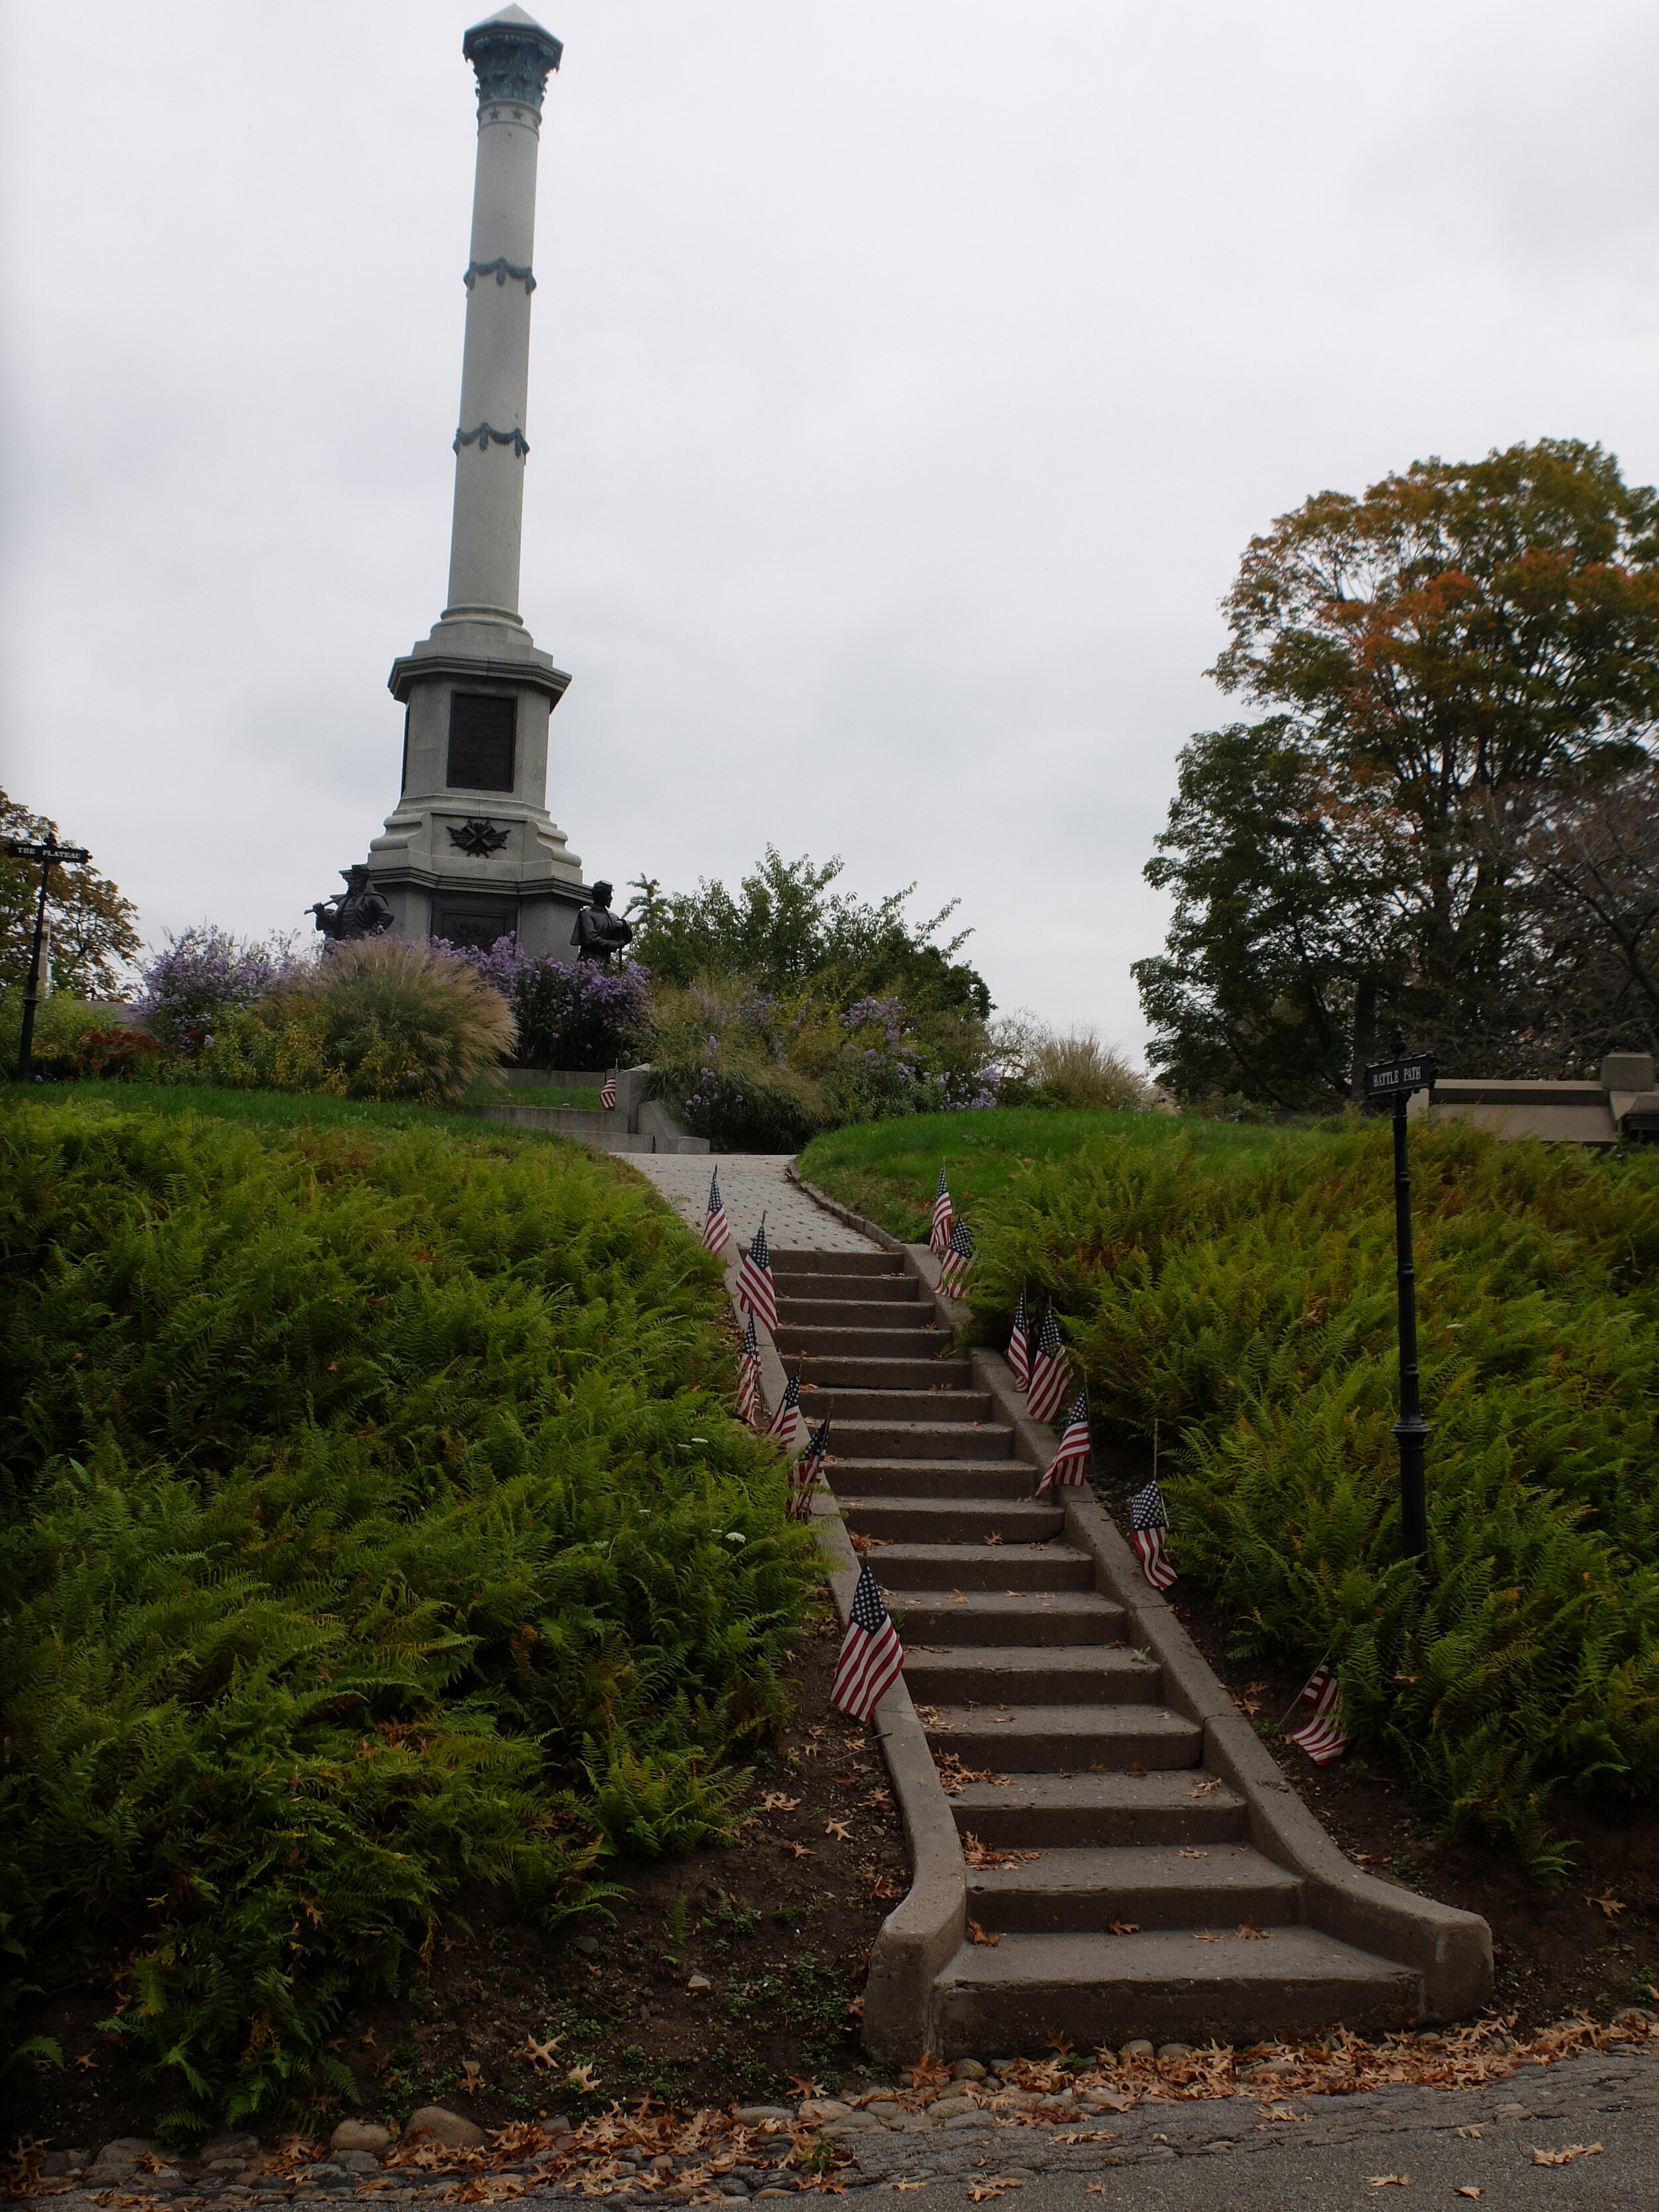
<box><xmin>463</xmin><ymin>7</ymin><xmax>563</xmax><ymax>115</ymax></box>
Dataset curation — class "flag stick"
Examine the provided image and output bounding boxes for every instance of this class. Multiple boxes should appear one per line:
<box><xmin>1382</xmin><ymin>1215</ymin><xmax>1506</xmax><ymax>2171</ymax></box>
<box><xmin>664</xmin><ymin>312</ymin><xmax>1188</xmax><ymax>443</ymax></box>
<box><xmin>1274</xmin><ymin>1649</ymin><xmax>1333</xmax><ymax>1735</ymax></box>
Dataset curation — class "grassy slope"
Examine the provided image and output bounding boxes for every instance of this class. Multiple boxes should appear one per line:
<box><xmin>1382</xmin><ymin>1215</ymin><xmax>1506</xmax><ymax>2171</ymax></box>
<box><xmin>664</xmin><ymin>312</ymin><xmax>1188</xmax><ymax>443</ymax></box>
<box><xmin>6</xmin><ymin>1077</ymin><xmax>606</xmax><ymax>1143</ymax></box>
<box><xmin>798</xmin><ymin>1104</ymin><xmax>1297</xmax><ymax>1239</ymax></box>
<box><xmin>908</xmin><ymin>1112</ymin><xmax>1659</xmax><ymax>1867</ymax></box>
<box><xmin>0</xmin><ymin>1090</ymin><xmax>814</xmax><ymax>2132</ymax></box>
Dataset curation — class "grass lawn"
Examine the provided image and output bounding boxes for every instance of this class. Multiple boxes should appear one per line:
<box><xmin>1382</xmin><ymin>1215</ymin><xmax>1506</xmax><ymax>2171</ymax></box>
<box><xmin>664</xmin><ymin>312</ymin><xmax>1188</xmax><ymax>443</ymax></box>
<box><xmin>798</xmin><ymin>1104</ymin><xmax>1303</xmax><ymax>1239</ymax></box>
<box><xmin>3</xmin><ymin>1077</ymin><xmax>601</xmax><ymax>1146</ymax></box>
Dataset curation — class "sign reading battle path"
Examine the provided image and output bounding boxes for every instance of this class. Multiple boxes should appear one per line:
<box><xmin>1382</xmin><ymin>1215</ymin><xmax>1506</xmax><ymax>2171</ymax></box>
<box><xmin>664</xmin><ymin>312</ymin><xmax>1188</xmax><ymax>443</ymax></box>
<box><xmin>1364</xmin><ymin>1051</ymin><xmax>1438</xmax><ymax>1103</ymax></box>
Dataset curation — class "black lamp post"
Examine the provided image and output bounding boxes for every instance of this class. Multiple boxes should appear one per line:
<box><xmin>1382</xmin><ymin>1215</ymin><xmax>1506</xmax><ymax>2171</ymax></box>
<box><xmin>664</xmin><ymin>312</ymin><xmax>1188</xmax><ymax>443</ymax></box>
<box><xmin>1363</xmin><ymin>1027</ymin><xmax>1437</xmax><ymax>1561</ymax></box>
<box><xmin>6</xmin><ymin>836</ymin><xmax>90</xmax><ymax>1082</ymax></box>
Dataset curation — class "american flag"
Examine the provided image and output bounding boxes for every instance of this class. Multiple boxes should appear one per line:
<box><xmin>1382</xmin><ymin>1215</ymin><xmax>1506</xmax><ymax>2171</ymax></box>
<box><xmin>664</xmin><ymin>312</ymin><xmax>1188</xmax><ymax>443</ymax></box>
<box><xmin>1035</xmin><ymin>1387</ymin><xmax>1092</xmax><ymax>1495</ymax></box>
<box><xmin>830</xmin><ymin>1562</ymin><xmax>905</xmax><ymax>1721</ymax></box>
<box><xmin>1007</xmin><ymin>1286</ymin><xmax>1031</xmax><ymax>1392</ymax></box>
<box><xmin>701</xmin><ymin>1170</ymin><xmax>731</xmax><ymax>1257</ymax></box>
<box><xmin>1286</xmin><ymin>1658</ymin><xmax>1351</xmax><ymax>1765</ymax></box>
<box><xmin>1025</xmin><ymin>1304</ymin><xmax>1071</xmax><ymax>1423</ymax></box>
<box><xmin>735</xmin><ymin>1218</ymin><xmax>777</xmax><ymax>1335</ymax></box>
<box><xmin>1128</xmin><ymin>1478</ymin><xmax>1177</xmax><ymax>1591</ymax></box>
<box><xmin>768</xmin><ymin>1369</ymin><xmax>803</xmax><ymax>1449</ymax></box>
<box><xmin>735</xmin><ymin>1314</ymin><xmax>761</xmax><ymax>1426</ymax></box>
<box><xmin>929</xmin><ymin>1165</ymin><xmax>954</xmax><ymax>1257</ymax></box>
<box><xmin>938</xmin><ymin>1216</ymin><xmax>975</xmax><ymax>1299</ymax></box>
<box><xmin>599</xmin><ymin>1074</ymin><xmax>617</xmax><ymax>1110</ymax></box>
<box><xmin>788</xmin><ymin>1417</ymin><xmax>830</xmax><ymax>1523</ymax></box>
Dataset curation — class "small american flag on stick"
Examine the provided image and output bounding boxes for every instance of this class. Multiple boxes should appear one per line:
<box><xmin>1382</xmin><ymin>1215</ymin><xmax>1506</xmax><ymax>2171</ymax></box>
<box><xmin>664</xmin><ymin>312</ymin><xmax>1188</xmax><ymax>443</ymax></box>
<box><xmin>735</xmin><ymin>1315</ymin><xmax>761</xmax><ymax>1427</ymax></box>
<box><xmin>768</xmin><ymin>1370</ymin><xmax>803</xmax><ymax>1450</ymax></box>
<box><xmin>929</xmin><ymin>1165</ymin><xmax>954</xmax><ymax>1257</ymax></box>
<box><xmin>735</xmin><ymin>1217</ymin><xmax>777</xmax><ymax>1334</ymax></box>
<box><xmin>830</xmin><ymin>1563</ymin><xmax>904</xmax><ymax>1721</ymax></box>
<box><xmin>937</xmin><ymin>1216</ymin><xmax>976</xmax><ymax>1299</ymax></box>
<box><xmin>1025</xmin><ymin>1305</ymin><xmax>1070</xmax><ymax>1424</ymax></box>
<box><xmin>1285</xmin><ymin>1657</ymin><xmax>1351</xmax><ymax>1765</ymax></box>
<box><xmin>1035</xmin><ymin>1387</ymin><xmax>1092</xmax><ymax>1495</ymax></box>
<box><xmin>599</xmin><ymin>1074</ymin><xmax>617</xmax><ymax>1110</ymax></box>
<box><xmin>789</xmin><ymin>1417</ymin><xmax>830</xmax><ymax>1523</ymax></box>
<box><xmin>701</xmin><ymin>1170</ymin><xmax>731</xmax><ymax>1257</ymax></box>
<box><xmin>1007</xmin><ymin>1286</ymin><xmax>1031</xmax><ymax>1392</ymax></box>
<box><xmin>1129</xmin><ymin>1478</ymin><xmax>1177</xmax><ymax>1591</ymax></box>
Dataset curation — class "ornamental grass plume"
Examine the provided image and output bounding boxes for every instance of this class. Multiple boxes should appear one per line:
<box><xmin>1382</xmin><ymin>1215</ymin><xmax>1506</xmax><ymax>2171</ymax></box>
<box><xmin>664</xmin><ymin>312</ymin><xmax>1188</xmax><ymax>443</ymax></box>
<box><xmin>304</xmin><ymin>933</ymin><xmax>516</xmax><ymax>1100</ymax></box>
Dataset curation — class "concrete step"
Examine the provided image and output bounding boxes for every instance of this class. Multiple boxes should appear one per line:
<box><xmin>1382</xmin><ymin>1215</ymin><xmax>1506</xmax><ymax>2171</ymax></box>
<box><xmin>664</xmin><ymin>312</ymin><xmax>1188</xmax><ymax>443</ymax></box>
<box><xmin>774</xmin><ymin>1324</ymin><xmax>951</xmax><ymax>1359</ymax></box>
<box><xmin>932</xmin><ymin>1925</ymin><xmax>1420</xmax><ymax>2049</ymax></box>
<box><xmin>797</xmin><ymin>1355</ymin><xmax>973</xmax><ymax>1390</ymax></box>
<box><xmin>770</xmin><ymin>1272</ymin><xmax>921</xmax><ymax>1304</ymax></box>
<box><xmin>801</xmin><ymin>1385</ymin><xmax>993</xmax><ymax>1423</ymax></box>
<box><xmin>829</xmin><ymin>1420</ymin><xmax>1015</xmax><ymax>1462</ymax></box>
<box><xmin>946</xmin><ymin>1769</ymin><xmax>1248</xmax><ymax>1847</ymax></box>
<box><xmin>827</xmin><ymin>1457</ymin><xmax>1037</xmax><ymax>1500</ymax></box>
<box><xmin>906</xmin><ymin>1645</ymin><xmax>1161</xmax><ymax>1706</ymax></box>
<box><xmin>923</xmin><ymin>1704</ymin><xmax>1201</xmax><ymax>1771</ymax></box>
<box><xmin>842</xmin><ymin>1497</ymin><xmax>1062</xmax><ymax>1544</ymax></box>
<box><xmin>777</xmin><ymin>1297</ymin><xmax>936</xmax><ymax>1330</ymax></box>
<box><xmin>891</xmin><ymin>1589</ymin><xmax>1125</xmax><ymax>1647</ymax></box>
<box><xmin>965</xmin><ymin>1844</ymin><xmax>1304</xmax><ymax>1934</ymax></box>
<box><xmin>856</xmin><ymin>1542</ymin><xmax>1095</xmax><ymax>1591</ymax></box>
<box><xmin>768</xmin><ymin>1250</ymin><xmax>904</xmax><ymax>1277</ymax></box>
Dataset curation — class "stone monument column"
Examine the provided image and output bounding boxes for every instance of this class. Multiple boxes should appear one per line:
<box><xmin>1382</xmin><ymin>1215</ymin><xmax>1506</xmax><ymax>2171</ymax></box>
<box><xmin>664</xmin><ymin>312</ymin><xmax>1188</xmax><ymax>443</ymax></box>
<box><xmin>360</xmin><ymin>5</ymin><xmax>589</xmax><ymax>958</ymax></box>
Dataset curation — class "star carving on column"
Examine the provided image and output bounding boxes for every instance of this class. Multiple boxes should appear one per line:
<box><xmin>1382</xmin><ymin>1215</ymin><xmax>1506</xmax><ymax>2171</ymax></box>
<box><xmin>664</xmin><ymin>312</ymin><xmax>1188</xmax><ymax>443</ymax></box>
<box><xmin>449</xmin><ymin>818</ymin><xmax>511</xmax><ymax>857</ymax></box>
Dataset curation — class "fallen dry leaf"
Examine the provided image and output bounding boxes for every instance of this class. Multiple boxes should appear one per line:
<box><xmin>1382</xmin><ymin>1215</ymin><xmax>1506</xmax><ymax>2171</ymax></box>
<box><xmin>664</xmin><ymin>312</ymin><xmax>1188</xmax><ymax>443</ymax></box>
<box><xmin>845</xmin><ymin>1995</ymin><xmax>865</xmax><ymax>2018</ymax></box>
<box><xmin>1586</xmin><ymin>1891</ymin><xmax>1626</xmax><ymax>1919</ymax></box>
<box><xmin>1530</xmin><ymin>2144</ymin><xmax>1603</xmax><ymax>2166</ymax></box>
<box><xmin>761</xmin><ymin>1792</ymin><xmax>801</xmax><ymax>1813</ymax></box>
<box><xmin>459</xmin><ymin>2060</ymin><xmax>483</xmax><ymax>2093</ymax></box>
<box><xmin>893</xmin><ymin>2183</ymin><xmax>930</xmax><ymax>2193</ymax></box>
<box><xmin>824</xmin><ymin>1818</ymin><xmax>852</xmax><ymax>1842</ymax></box>
<box><xmin>968</xmin><ymin>1919</ymin><xmax>1001</xmax><ymax>1947</ymax></box>
<box><xmin>1108</xmin><ymin>1919</ymin><xmax>1139</xmax><ymax>1937</ymax></box>
<box><xmin>866</xmin><ymin>1871</ymin><xmax>901</xmax><ymax>1900</ymax></box>
<box><xmin>566</xmin><ymin>2062</ymin><xmax>600</xmax><ymax>2093</ymax></box>
<box><xmin>1454</xmin><ymin>2191</ymin><xmax>1482</xmax><ymax>2201</ymax></box>
<box><xmin>519</xmin><ymin>2035</ymin><xmax>559</xmax><ymax>2071</ymax></box>
<box><xmin>1366</xmin><ymin>2179</ymin><xmax>1409</xmax><ymax>2191</ymax></box>
<box><xmin>1177</xmin><ymin>1847</ymin><xmax>1209</xmax><ymax>1859</ymax></box>
<box><xmin>782</xmin><ymin>1842</ymin><xmax>814</xmax><ymax>1858</ymax></box>
<box><xmin>1236</xmin><ymin>1917</ymin><xmax>1269</xmax><ymax>1940</ymax></box>
<box><xmin>787</xmin><ymin>2075</ymin><xmax>822</xmax><ymax>2099</ymax></box>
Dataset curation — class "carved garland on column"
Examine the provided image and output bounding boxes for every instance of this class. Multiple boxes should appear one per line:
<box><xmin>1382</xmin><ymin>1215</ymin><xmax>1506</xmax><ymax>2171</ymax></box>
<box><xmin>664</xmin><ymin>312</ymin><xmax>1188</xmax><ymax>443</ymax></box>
<box><xmin>465</xmin><ymin>257</ymin><xmax>536</xmax><ymax>294</ymax></box>
<box><xmin>453</xmin><ymin>423</ymin><xmax>530</xmax><ymax>457</ymax></box>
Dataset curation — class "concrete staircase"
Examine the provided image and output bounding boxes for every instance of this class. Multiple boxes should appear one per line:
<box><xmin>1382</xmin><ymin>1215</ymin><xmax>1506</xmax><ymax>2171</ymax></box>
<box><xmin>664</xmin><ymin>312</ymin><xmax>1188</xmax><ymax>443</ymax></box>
<box><xmin>772</xmin><ymin>1244</ymin><xmax>1427</xmax><ymax>2050</ymax></box>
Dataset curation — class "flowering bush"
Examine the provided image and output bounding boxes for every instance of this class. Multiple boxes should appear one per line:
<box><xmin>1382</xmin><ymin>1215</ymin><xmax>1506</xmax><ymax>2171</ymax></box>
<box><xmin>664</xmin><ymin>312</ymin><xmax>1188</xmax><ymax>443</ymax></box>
<box><xmin>649</xmin><ymin>979</ymin><xmax>999</xmax><ymax>1149</ymax></box>
<box><xmin>138</xmin><ymin>925</ymin><xmax>304</xmax><ymax>1049</ymax></box>
<box><xmin>199</xmin><ymin>937</ymin><xmax>515</xmax><ymax>1104</ymax></box>
<box><xmin>437</xmin><ymin>936</ymin><xmax>650</xmax><ymax>1071</ymax></box>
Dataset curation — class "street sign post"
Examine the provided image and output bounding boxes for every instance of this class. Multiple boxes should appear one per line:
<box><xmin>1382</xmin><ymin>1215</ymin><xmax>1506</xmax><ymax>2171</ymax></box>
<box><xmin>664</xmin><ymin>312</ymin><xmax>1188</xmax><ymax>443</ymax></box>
<box><xmin>1364</xmin><ymin>1037</ymin><xmax>1439</xmax><ymax>1560</ymax></box>
<box><xmin>5</xmin><ymin>837</ymin><xmax>90</xmax><ymax>1082</ymax></box>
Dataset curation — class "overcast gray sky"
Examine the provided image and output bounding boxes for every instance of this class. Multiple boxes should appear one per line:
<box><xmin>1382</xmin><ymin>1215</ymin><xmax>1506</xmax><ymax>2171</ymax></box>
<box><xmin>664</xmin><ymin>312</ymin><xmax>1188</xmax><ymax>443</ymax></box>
<box><xmin>3</xmin><ymin>1</ymin><xmax>1656</xmax><ymax>1051</ymax></box>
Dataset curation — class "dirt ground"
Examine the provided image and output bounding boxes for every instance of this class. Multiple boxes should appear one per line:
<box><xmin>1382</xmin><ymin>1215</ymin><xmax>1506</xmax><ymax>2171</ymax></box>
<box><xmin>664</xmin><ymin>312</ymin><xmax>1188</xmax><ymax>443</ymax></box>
<box><xmin>11</xmin><ymin>1599</ymin><xmax>912</xmax><ymax>2153</ymax></box>
<box><xmin>15</xmin><ymin>1470</ymin><xmax>1658</xmax><ymax>2160</ymax></box>
<box><xmin>1087</xmin><ymin>1444</ymin><xmax>1659</xmax><ymax>2037</ymax></box>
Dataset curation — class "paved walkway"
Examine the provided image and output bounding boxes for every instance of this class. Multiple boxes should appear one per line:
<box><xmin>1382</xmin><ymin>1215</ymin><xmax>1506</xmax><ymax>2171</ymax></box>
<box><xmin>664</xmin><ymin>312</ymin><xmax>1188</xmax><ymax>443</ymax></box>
<box><xmin>632</xmin><ymin>1153</ymin><xmax>875</xmax><ymax>1253</ymax></box>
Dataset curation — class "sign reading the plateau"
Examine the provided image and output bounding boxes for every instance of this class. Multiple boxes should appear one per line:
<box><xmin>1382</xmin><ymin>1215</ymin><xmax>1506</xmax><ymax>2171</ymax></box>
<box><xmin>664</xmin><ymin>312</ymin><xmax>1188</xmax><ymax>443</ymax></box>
<box><xmin>1364</xmin><ymin>1052</ymin><xmax>1438</xmax><ymax>1102</ymax></box>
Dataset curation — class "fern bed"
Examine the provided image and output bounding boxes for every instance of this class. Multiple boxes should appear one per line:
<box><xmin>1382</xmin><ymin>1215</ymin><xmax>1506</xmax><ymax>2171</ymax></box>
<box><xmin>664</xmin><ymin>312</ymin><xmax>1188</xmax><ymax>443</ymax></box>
<box><xmin>0</xmin><ymin>1094</ymin><xmax>816</xmax><ymax>2133</ymax></box>
<box><xmin>847</xmin><ymin>1112</ymin><xmax>1659</xmax><ymax>1872</ymax></box>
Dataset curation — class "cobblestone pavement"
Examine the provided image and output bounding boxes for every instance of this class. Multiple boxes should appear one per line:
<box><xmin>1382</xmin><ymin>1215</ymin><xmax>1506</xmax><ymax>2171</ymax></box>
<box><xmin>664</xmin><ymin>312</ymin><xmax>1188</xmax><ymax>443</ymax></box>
<box><xmin>20</xmin><ymin>2046</ymin><xmax>1657</xmax><ymax>2212</ymax></box>
<box><xmin>630</xmin><ymin>1155</ymin><xmax>874</xmax><ymax>1254</ymax></box>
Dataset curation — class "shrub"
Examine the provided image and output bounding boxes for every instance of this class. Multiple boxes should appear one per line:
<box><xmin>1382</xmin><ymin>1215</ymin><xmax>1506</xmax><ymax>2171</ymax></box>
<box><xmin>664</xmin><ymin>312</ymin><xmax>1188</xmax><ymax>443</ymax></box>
<box><xmin>439</xmin><ymin>936</ymin><xmax>650</xmax><ymax>1070</ymax></box>
<box><xmin>138</xmin><ymin>924</ymin><xmax>300</xmax><ymax>1048</ymax></box>
<box><xmin>0</xmin><ymin>1098</ymin><xmax>816</xmax><ymax>2126</ymax></box>
<box><xmin>1027</xmin><ymin>1030</ymin><xmax>1149</xmax><ymax>1110</ymax></box>
<box><xmin>962</xmin><ymin>1118</ymin><xmax>1659</xmax><ymax>1869</ymax></box>
<box><xmin>198</xmin><ymin>936</ymin><xmax>515</xmax><ymax>1105</ymax></box>
<box><xmin>648</xmin><ymin>979</ymin><xmax>998</xmax><ymax>1150</ymax></box>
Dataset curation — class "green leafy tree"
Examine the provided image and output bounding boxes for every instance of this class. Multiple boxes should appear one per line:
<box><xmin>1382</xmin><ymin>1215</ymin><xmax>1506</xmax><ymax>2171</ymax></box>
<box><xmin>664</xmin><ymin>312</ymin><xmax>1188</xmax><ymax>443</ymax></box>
<box><xmin>631</xmin><ymin>846</ymin><xmax>991</xmax><ymax>1017</ymax></box>
<box><xmin>0</xmin><ymin>790</ymin><xmax>141</xmax><ymax>998</ymax></box>
<box><xmin>1138</xmin><ymin>439</ymin><xmax>1659</xmax><ymax>1102</ymax></box>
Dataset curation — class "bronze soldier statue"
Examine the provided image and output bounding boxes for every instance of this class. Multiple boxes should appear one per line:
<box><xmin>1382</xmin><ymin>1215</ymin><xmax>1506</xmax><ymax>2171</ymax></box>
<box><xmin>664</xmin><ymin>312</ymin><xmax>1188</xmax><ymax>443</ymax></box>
<box><xmin>570</xmin><ymin>880</ymin><xmax>633</xmax><ymax>964</ymax></box>
<box><xmin>310</xmin><ymin>865</ymin><xmax>394</xmax><ymax>941</ymax></box>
